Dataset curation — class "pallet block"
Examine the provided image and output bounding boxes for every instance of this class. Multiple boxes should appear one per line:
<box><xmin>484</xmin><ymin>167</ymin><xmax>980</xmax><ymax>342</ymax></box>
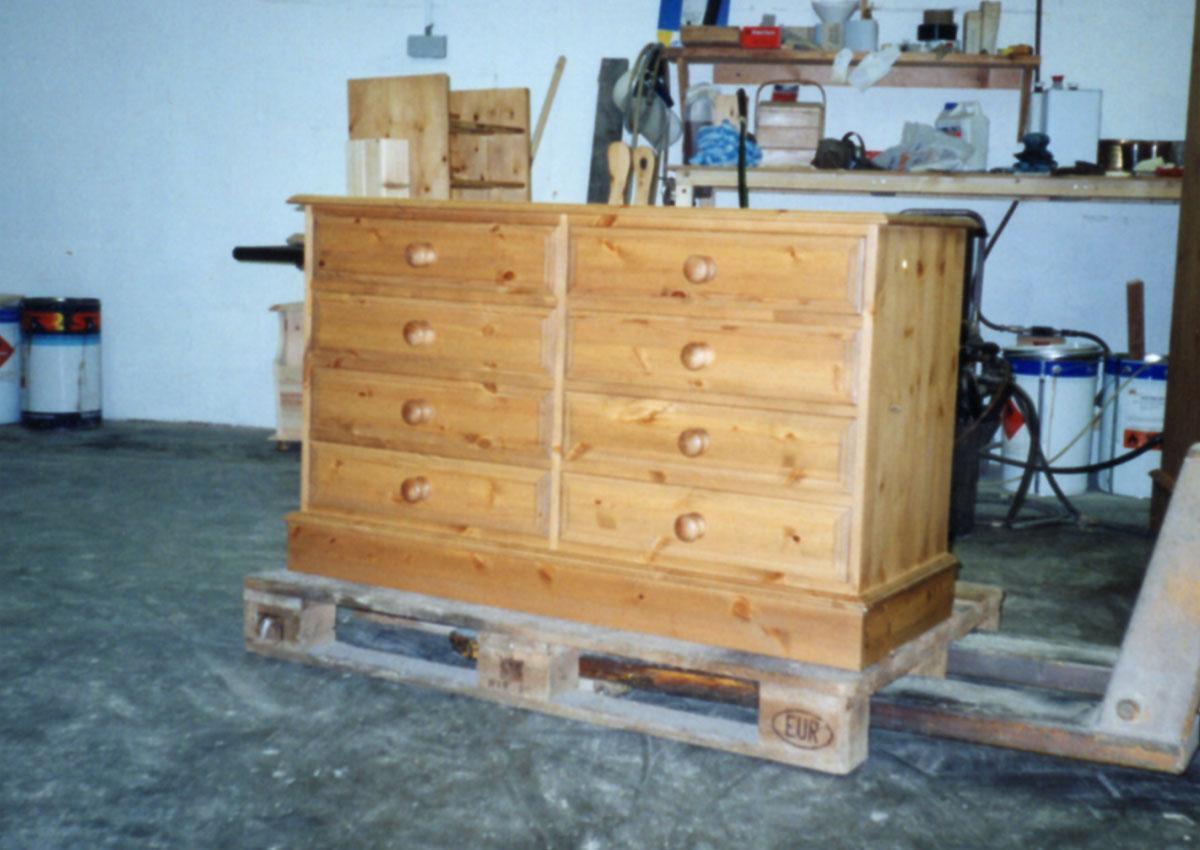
<box><xmin>244</xmin><ymin>571</ymin><xmax>1001</xmax><ymax>774</ymax></box>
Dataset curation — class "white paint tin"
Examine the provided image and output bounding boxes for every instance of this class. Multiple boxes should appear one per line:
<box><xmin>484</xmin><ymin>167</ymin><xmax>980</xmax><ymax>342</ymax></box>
<box><xmin>0</xmin><ymin>297</ymin><xmax>21</xmax><ymax>424</ymax></box>
<box><xmin>1095</xmin><ymin>355</ymin><xmax>1167</xmax><ymax>499</ymax></box>
<box><xmin>1001</xmin><ymin>342</ymin><xmax>1102</xmax><ymax>497</ymax></box>
<box><xmin>20</xmin><ymin>297</ymin><xmax>102</xmax><ymax>429</ymax></box>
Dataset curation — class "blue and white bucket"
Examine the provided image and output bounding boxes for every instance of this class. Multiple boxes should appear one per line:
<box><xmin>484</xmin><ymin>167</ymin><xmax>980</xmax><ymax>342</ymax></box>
<box><xmin>0</xmin><ymin>296</ymin><xmax>21</xmax><ymax>424</ymax></box>
<box><xmin>1095</xmin><ymin>355</ymin><xmax>1167</xmax><ymax>499</ymax></box>
<box><xmin>20</xmin><ymin>297</ymin><xmax>102</xmax><ymax>429</ymax></box>
<box><xmin>1001</xmin><ymin>342</ymin><xmax>1103</xmax><ymax>497</ymax></box>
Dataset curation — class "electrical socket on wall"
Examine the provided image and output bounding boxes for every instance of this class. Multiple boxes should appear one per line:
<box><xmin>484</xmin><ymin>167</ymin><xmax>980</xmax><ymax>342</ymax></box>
<box><xmin>407</xmin><ymin>24</ymin><xmax>447</xmax><ymax>59</ymax></box>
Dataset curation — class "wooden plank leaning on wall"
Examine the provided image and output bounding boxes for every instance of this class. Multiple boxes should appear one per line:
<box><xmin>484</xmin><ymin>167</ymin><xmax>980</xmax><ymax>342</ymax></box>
<box><xmin>1152</xmin><ymin>0</ymin><xmax>1200</xmax><ymax>528</ymax></box>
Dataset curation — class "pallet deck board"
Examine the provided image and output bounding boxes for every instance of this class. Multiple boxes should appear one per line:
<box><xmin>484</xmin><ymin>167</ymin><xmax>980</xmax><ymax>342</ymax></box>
<box><xmin>244</xmin><ymin>569</ymin><xmax>999</xmax><ymax>774</ymax></box>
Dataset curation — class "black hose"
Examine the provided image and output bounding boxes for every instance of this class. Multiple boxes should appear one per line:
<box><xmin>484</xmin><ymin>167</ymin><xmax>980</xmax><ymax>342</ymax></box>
<box><xmin>1002</xmin><ymin>381</ymin><xmax>1081</xmax><ymax>525</ymax></box>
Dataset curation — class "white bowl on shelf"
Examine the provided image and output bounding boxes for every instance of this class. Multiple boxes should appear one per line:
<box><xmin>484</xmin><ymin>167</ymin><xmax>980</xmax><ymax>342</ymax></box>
<box><xmin>812</xmin><ymin>0</ymin><xmax>857</xmax><ymax>24</ymax></box>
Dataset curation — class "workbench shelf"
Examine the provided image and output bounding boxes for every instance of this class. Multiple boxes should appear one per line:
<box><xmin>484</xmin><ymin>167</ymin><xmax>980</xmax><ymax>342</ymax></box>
<box><xmin>665</xmin><ymin>46</ymin><xmax>1041</xmax><ymax>158</ymax></box>
<box><xmin>669</xmin><ymin>166</ymin><xmax>1184</xmax><ymax>204</ymax></box>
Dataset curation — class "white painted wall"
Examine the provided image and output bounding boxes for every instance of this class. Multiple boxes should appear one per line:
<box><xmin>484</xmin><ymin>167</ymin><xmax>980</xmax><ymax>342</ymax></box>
<box><xmin>0</xmin><ymin>1</ymin><xmax>1192</xmax><ymax>425</ymax></box>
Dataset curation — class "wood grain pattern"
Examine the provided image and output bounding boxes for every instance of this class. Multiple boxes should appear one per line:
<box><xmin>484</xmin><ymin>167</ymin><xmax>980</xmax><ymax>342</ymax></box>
<box><xmin>307</xmin><ymin>441</ymin><xmax>549</xmax><ymax>539</ymax></box>
<box><xmin>854</xmin><ymin>226</ymin><xmax>964</xmax><ymax>589</ymax></box>
<box><xmin>309</xmin><ymin>368</ymin><xmax>552</xmax><ymax>466</ymax></box>
<box><xmin>311</xmin><ymin>293</ymin><xmax>554</xmax><ymax>385</ymax></box>
<box><xmin>347</xmin><ymin>74</ymin><xmax>450</xmax><ymax>198</ymax></box>
<box><xmin>569</xmin><ymin>227</ymin><xmax>863</xmax><ymax>315</ymax></box>
<box><xmin>563</xmin><ymin>391</ymin><xmax>854</xmax><ymax>498</ymax></box>
<box><xmin>449</xmin><ymin>88</ymin><xmax>531</xmax><ymax>202</ymax></box>
<box><xmin>288</xmin><ymin>197</ymin><xmax>970</xmax><ymax>670</ymax></box>
<box><xmin>313</xmin><ymin>210</ymin><xmax>553</xmax><ymax>296</ymax></box>
<box><xmin>566</xmin><ymin>311</ymin><xmax>859</xmax><ymax>405</ymax></box>
<box><xmin>560</xmin><ymin>473</ymin><xmax>851</xmax><ymax>586</ymax></box>
<box><xmin>285</xmin><ymin>512</ymin><xmax>873</xmax><ymax>669</ymax></box>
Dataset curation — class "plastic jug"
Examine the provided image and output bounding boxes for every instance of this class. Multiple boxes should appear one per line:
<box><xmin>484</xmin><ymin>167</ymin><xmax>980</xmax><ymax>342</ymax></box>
<box><xmin>935</xmin><ymin>101</ymin><xmax>990</xmax><ymax>171</ymax></box>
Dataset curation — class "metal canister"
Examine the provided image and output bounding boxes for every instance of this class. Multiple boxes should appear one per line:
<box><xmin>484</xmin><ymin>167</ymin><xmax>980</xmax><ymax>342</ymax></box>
<box><xmin>20</xmin><ymin>297</ymin><xmax>102</xmax><ymax>429</ymax></box>
<box><xmin>1001</xmin><ymin>342</ymin><xmax>1103</xmax><ymax>497</ymax></box>
<box><xmin>0</xmin><ymin>296</ymin><xmax>21</xmax><ymax>424</ymax></box>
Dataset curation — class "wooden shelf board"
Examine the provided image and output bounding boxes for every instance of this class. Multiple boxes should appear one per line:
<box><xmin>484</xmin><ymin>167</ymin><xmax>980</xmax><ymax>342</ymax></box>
<box><xmin>666</xmin><ymin>47</ymin><xmax>1038</xmax><ymax>90</ymax></box>
<box><xmin>663</xmin><ymin>46</ymin><xmax>1039</xmax><ymax>69</ymax></box>
<box><xmin>670</xmin><ymin>166</ymin><xmax>1184</xmax><ymax>203</ymax></box>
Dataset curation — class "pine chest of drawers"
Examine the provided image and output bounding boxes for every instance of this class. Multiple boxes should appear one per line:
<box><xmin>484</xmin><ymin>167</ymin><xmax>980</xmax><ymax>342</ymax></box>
<box><xmin>286</xmin><ymin>196</ymin><xmax>968</xmax><ymax>671</ymax></box>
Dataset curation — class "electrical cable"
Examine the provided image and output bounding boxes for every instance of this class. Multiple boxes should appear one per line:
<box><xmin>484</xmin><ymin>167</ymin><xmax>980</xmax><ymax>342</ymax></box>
<box><xmin>983</xmin><ymin>434</ymin><xmax>1163</xmax><ymax>475</ymax></box>
<box><xmin>983</xmin><ymin>200</ymin><xmax>1019</xmax><ymax>260</ymax></box>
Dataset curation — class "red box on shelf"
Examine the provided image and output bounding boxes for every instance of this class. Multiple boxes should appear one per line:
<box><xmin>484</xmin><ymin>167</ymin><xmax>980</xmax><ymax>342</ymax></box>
<box><xmin>740</xmin><ymin>26</ymin><xmax>781</xmax><ymax>49</ymax></box>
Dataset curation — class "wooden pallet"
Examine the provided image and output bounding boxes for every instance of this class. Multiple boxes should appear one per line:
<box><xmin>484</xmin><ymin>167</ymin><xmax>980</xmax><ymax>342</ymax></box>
<box><xmin>244</xmin><ymin>570</ymin><xmax>1001</xmax><ymax>774</ymax></box>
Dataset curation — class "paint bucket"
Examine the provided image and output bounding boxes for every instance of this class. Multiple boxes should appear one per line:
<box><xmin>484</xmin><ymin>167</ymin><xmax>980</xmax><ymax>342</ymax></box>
<box><xmin>0</xmin><ymin>296</ymin><xmax>21</xmax><ymax>424</ymax></box>
<box><xmin>1094</xmin><ymin>355</ymin><xmax>1167</xmax><ymax>498</ymax></box>
<box><xmin>1001</xmin><ymin>342</ymin><xmax>1102</xmax><ymax>497</ymax></box>
<box><xmin>20</xmin><ymin>297</ymin><xmax>102</xmax><ymax>429</ymax></box>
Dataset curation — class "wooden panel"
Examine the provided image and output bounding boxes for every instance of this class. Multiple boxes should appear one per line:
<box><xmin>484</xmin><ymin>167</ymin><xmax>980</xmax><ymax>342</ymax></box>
<box><xmin>854</xmin><ymin>225</ymin><xmax>965</xmax><ymax>590</ymax></box>
<box><xmin>285</xmin><ymin>513</ymin><xmax>876</xmax><ymax>668</ymax></box>
<box><xmin>566</xmin><ymin>312</ymin><xmax>859</xmax><ymax>405</ymax></box>
<box><xmin>313</xmin><ymin>210</ymin><xmax>552</xmax><ymax>296</ymax></box>
<box><xmin>309</xmin><ymin>368</ymin><xmax>551</xmax><ymax>467</ymax></box>
<box><xmin>347</xmin><ymin>74</ymin><xmax>450</xmax><ymax>198</ymax></box>
<box><xmin>563</xmin><ymin>391</ymin><xmax>854</xmax><ymax>497</ymax></box>
<box><xmin>1152</xmin><ymin>0</ymin><xmax>1200</xmax><ymax>528</ymax></box>
<box><xmin>449</xmin><ymin>88</ymin><xmax>531</xmax><ymax>202</ymax></box>
<box><xmin>560</xmin><ymin>473</ymin><xmax>851</xmax><ymax>586</ymax></box>
<box><xmin>307</xmin><ymin>441</ymin><xmax>548</xmax><ymax>539</ymax></box>
<box><xmin>569</xmin><ymin>227</ymin><xmax>863</xmax><ymax>315</ymax></box>
<box><xmin>311</xmin><ymin>293</ymin><xmax>553</xmax><ymax>384</ymax></box>
<box><xmin>345</xmin><ymin>138</ymin><xmax>410</xmax><ymax>198</ymax></box>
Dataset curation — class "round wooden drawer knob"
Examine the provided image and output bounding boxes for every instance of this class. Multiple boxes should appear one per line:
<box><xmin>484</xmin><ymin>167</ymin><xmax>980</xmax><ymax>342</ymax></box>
<box><xmin>400</xmin><ymin>476</ymin><xmax>431</xmax><ymax>503</ymax></box>
<box><xmin>403</xmin><ymin>320</ymin><xmax>436</xmax><ymax>347</ymax></box>
<box><xmin>680</xmin><ymin>342</ymin><xmax>713</xmax><ymax>371</ymax></box>
<box><xmin>405</xmin><ymin>242</ymin><xmax>437</xmax><ymax>267</ymax></box>
<box><xmin>401</xmin><ymin>399</ymin><xmax>434</xmax><ymax>425</ymax></box>
<box><xmin>683</xmin><ymin>255</ymin><xmax>717</xmax><ymax>284</ymax></box>
<box><xmin>674</xmin><ymin>512</ymin><xmax>707</xmax><ymax>543</ymax></box>
<box><xmin>677</xmin><ymin>428</ymin><xmax>710</xmax><ymax>458</ymax></box>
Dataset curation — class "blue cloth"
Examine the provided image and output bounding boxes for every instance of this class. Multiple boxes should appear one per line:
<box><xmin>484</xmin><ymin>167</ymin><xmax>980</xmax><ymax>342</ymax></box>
<box><xmin>688</xmin><ymin>120</ymin><xmax>762</xmax><ymax>167</ymax></box>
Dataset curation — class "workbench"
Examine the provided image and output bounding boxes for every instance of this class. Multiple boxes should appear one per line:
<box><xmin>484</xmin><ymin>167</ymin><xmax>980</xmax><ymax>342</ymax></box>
<box><xmin>664</xmin><ymin>46</ymin><xmax>1042</xmax><ymax>163</ymax></box>
<box><xmin>669</xmin><ymin>166</ymin><xmax>1185</xmax><ymax>205</ymax></box>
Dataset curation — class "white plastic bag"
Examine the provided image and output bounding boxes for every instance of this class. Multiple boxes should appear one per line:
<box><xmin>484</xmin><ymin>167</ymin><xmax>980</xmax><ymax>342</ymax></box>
<box><xmin>875</xmin><ymin>122</ymin><xmax>976</xmax><ymax>172</ymax></box>
<box><xmin>848</xmin><ymin>45</ymin><xmax>901</xmax><ymax>92</ymax></box>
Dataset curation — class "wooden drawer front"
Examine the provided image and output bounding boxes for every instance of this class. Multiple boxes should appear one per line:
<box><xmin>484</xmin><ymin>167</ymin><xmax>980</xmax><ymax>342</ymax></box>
<box><xmin>314</xmin><ymin>212</ymin><xmax>553</xmax><ymax>296</ymax></box>
<box><xmin>310</xmin><ymin>369</ymin><xmax>552</xmax><ymax>467</ymax></box>
<box><xmin>308</xmin><ymin>442</ymin><xmax>547</xmax><ymax>539</ymax></box>
<box><xmin>570</xmin><ymin>227</ymin><xmax>863</xmax><ymax>313</ymax></box>
<box><xmin>566</xmin><ymin>313</ymin><xmax>858</xmax><ymax>405</ymax></box>
<box><xmin>561</xmin><ymin>474</ymin><xmax>850</xmax><ymax>584</ymax></box>
<box><xmin>312</xmin><ymin>294</ymin><xmax>552</xmax><ymax>382</ymax></box>
<box><xmin>564</xmin><ymin>393</ymin><xmax>853</xmax><ymax>496</ymax></box>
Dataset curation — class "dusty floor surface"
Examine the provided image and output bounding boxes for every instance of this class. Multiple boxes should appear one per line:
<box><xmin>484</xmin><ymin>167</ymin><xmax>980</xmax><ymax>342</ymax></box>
<box><xmin>1</xmin><ymin>421</ymin><xmax>1197</xmax><ymax>849</ymax></box>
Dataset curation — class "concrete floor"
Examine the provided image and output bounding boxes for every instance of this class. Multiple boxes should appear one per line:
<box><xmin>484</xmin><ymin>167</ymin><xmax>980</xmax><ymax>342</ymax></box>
<box><xmin>1</xmin><ymin>421</ymin><xmax>1197</xmax><ymax>849</ymax></box>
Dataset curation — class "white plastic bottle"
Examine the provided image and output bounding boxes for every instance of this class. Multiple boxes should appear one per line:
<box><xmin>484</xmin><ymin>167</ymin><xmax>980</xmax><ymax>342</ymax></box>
<box><xmin>935</xmin><ymin>101</ymin><xmax>990</xmax><ymax>171</ymax></box>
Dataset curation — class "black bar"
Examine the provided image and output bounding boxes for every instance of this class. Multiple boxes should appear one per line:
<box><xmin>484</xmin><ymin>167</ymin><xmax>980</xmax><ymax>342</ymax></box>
<box><xmin>232</xmin><ymin>245</ymin><xmax>304</xmax><ymax>269</ymax></box>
